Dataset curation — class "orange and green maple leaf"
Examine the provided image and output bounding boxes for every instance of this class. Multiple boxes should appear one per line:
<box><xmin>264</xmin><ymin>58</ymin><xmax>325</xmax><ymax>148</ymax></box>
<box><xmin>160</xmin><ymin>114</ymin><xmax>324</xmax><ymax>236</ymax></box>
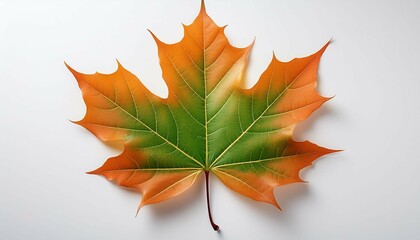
<box><xmin>67</xmin><ymin>1</ymin><xmax>337</xmax><ymax>230</ymax></box>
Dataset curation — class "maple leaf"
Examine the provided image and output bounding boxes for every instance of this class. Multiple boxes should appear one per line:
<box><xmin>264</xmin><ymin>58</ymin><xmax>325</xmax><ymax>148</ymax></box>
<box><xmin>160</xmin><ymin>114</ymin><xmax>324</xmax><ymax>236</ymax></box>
<box><xmin>67</xmin><ymin>0</ymin><xmax>338</xmax><ymax>231</ymax></box>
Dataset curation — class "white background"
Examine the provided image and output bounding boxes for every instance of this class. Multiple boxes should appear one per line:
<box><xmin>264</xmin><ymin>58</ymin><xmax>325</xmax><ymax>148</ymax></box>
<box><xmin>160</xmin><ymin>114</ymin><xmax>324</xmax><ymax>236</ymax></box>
<box><xmin>1</xmin><ymin>0</ymin><xmax>419</xmax><ymax>239</ymax></box>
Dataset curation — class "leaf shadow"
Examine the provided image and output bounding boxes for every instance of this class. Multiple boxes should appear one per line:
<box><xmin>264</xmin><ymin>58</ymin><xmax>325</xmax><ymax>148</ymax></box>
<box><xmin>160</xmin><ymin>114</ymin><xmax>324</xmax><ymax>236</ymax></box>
<box><xmin>275</xmin><ymin>183</ymin><xmax>311</xmax><ymax>212</ymax></box>
<box><xmin>236</xmin><ymin>182</ymin><xmax>310</xmax><ymax>226</ymax></box>
<box><xmin>293</xmin><ymin>104</ymin><xmax>334</xmax><ymax>142</ymax></box>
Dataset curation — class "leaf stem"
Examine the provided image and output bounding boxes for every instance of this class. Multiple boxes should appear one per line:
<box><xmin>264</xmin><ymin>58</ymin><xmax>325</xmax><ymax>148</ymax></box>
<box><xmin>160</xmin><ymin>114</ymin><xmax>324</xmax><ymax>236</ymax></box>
<box><xmin>205</xmin><ymin>171</ymin><xmax>219</xmax><ymax>231</ymax></box>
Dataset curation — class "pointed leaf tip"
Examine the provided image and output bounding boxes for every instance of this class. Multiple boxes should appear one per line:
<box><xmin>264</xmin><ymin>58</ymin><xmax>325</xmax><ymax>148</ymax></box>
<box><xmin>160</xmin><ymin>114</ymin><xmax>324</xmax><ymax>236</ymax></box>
<box><xmin>318</xmin><ymin>40</ymin><xmax>332</xmax><ymax>55</ymax></box>
<box><xmin>115</xmin><ymin>59</ymin><xmax>124</xmax><ymax>70</ymax></box>
<box><xmin>272</xmin><ymin>200</ymin><xmax>282</xmax><ymax>210</ymax></box>
<box><xmin>147</xmin><ymin>29</ymin><xmax>163</xmax><ymax>45</ymax></box>
<box><xmin>70</xmin><ymin>119</ymin><xmax>82</xmax><ymax>126</ymax></box>
<box><xmin>200</xmin><ymin>0</ymin><xmax>206</xmax><ymax>12</ymax></box>
<box><xmin>271</xmin><ymin>51</ymin><xmax>277</xmax><ymax>60</ymax></box>
<box><xmin>65</xmin><ymin>62</ymin><xmax>76</xmax><ymax>73</ymax></box>
<box><xmin>86</xmin><ymin>168</ymin><xmax>99</xmax><ymax>175</ymax></box>
<box><xmin>135</xmin><ymin>205</ymin><xmax>141</xmax><ymax>217</ymax></box>
<box><xmin>251</xmin><ymin>36</ymin><xmax>256</xmax><ymax>46</ymax></box>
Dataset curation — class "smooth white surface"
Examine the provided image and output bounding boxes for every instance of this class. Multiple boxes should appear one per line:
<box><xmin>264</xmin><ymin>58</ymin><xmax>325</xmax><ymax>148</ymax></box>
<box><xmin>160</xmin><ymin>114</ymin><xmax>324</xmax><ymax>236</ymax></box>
<box><xmin>1</xmin><ymin>0</ymin><xmax>419</xmax><ymax>239</ymax></box>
